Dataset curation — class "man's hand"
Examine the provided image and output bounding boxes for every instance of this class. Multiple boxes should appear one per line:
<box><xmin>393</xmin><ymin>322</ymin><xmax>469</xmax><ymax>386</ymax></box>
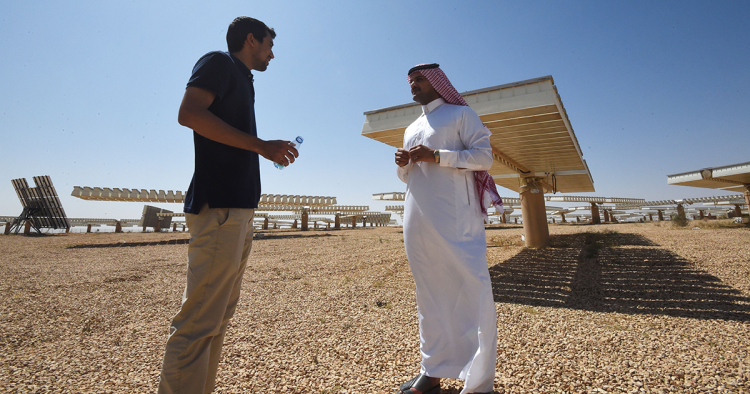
<box><xmin>261</xmin><ymin>140</ymin><xmax>299</xmax><ymax>167</ymax></box>
<box><xmin>408</xmin><ymin>145</ymin><xmax>436</xmax><ymax>163</ymax></box>
<box><xmin>395</xmin><ymin>148</ymin><xmax>411</xmax><ymax>167</ymax></box>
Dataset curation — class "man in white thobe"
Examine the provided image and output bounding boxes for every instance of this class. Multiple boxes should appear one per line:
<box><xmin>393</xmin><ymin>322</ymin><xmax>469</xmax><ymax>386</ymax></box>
<box><xmin>395</xmin><ymin>64</ymin><xmax>500</xmax><ymax>394</ymax></box>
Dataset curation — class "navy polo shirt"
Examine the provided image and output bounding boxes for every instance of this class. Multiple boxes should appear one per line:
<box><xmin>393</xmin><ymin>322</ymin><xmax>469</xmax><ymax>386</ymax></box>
<box><xmin>183</xmin><ymin>51</ymin><xmax>261</xmax><ymax>213</ymax></box>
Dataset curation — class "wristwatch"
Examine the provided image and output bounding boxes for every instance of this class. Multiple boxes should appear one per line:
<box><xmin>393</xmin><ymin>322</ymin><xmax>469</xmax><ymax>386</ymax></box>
<box><xmin>433</xmin><ymin>149</ymin><xmax>440</xmax><ymax>163</ymax></box>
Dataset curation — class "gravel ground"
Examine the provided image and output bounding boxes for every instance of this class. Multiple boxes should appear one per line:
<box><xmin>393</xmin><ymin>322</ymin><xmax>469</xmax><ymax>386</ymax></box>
<box><xmin>1</xmin><ymin>222</ymin><xmax>749</xmax><ymax>393</ymax></box>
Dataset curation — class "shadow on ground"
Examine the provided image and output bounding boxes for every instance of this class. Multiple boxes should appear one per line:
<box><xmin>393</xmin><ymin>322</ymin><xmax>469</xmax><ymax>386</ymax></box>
<box><xmin>255</xmin><ymin>232</ymin><xmax>340</xmax><ymax>240</ymax></box>
<box><xmin>66</xmin><ymin>232</ymin><xmax>342</xmax><ymax>248</ymax></box>
<box><xmin>67</xmin><ymin>238</ymin><xmax>191</xmax><ymax>248</ymax></box>
<box><xmin>490</xmin><ymin>232</ymin><xmax>750</xmax><ymax>321</ymax></box>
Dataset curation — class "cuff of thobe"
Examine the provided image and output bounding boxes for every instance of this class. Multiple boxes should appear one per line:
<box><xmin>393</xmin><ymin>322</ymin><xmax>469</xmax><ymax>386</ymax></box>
<box><xmin>437</xmin><ymin>149</ymin><xmax>455</xmax><ymax>167</ymax></box>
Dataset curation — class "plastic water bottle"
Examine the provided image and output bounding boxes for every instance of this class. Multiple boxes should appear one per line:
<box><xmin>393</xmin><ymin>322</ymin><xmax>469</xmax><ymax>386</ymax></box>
<box><xmin>274</xmin><ymin>136</ymin><xmax>303</xmax><ymax>170</ymax></box>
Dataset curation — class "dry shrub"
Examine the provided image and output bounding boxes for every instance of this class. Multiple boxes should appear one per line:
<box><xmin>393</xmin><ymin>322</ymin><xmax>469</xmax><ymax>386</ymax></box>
<box><xmin>671</xmin><ymin>211</ymin><xmax>689</xmax><ymax>227</ymax></box>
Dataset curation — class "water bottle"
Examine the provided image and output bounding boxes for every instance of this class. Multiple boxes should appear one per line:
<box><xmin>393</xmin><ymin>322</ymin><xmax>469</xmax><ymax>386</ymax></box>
<box><xmin>274</xmin><ymin>136</ymin><xmax>303</xmax><ymax>170</ymax></box>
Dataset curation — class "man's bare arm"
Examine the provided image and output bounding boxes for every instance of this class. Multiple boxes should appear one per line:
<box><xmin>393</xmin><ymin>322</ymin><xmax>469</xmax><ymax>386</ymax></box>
<box><xmin>178</xmin><ymin>86</ymin><xmax>298</xmax><ymax>166</ymax></box>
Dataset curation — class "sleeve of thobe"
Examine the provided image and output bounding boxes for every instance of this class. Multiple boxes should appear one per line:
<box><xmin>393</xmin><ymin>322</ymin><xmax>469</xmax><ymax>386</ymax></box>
<box><xmin>437</xmin><ymin>109</ymin><xmax>493</xmax><ymax>171</ymax></box>
<box><xmin>397</xmin><ymin>162</ymin><xmax>413</xmax><ymax>183</ymax></box>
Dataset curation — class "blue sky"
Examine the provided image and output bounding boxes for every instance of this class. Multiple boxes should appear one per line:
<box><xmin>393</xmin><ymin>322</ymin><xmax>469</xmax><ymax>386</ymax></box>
<box><xmin>2</xmin><ymin>1</ymin><xmax>749</xmax><ymax>219</ymax></box>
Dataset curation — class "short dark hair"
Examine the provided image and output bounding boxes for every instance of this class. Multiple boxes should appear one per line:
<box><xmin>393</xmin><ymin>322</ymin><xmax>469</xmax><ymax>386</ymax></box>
<box><xmin>226</xmin><ymin>17</ymin><xmax>276</xmax><ymax>53</ymax></box>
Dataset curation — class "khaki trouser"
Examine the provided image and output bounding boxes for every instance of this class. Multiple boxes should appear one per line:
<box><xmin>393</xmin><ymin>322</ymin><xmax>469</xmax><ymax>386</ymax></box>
<box><xmin>158</xmin><ymin>205</ymin><xmax>254</xmax><ymax>394</ymax></box>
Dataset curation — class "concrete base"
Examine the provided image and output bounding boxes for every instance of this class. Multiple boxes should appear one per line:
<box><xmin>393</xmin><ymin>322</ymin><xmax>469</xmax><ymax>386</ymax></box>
<box><xmin>520</xmin><ymin>180</ymin><xmax>549</xmax><ymax>248</ymax></box>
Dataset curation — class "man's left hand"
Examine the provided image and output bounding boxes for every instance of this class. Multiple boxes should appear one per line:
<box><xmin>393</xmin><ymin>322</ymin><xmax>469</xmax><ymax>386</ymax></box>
<box><xmin>408</xmin><ymin>145</ymin><xmax>436</xmax><ymax>163</ymax></box>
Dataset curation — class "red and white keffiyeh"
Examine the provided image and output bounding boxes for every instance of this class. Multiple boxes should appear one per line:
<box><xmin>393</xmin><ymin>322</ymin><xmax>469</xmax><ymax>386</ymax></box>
<box><xmin>408</xmin><ymin>63</ymin><xmax>504</xmax><ymax>216</ymax></box>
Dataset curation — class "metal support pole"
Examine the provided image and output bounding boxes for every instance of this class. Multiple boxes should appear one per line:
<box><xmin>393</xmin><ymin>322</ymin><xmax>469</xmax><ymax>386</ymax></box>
<box><xmin>591</xmin><ymin>203</ymin><xmax>601</xmax><ymax>224</ymax></box>
<box><xmin>301</xmin><ymin>208</ymin><xmax>309</xmax><ymax>231</ymax></box>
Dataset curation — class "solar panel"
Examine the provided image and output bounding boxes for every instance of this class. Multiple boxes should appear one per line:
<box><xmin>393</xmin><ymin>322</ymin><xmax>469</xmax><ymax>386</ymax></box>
<box><xmin>139</xmin><ymin>205</ymin><xmax>174</xmax><ymax>231</ymax></box>
<box><xmin>668</xmin><ymin>161</ymin><xmax>750</xmax><ymax>193</ymax></box>
<box><xmin>362</xmin><ymin>76</ymin><xmax>594</xmax><ymax>193</ymax></box>
<box><xmin>8</xmin><ymin>176</ymin><xmax>70</xmax><ymax>234</ymax></box>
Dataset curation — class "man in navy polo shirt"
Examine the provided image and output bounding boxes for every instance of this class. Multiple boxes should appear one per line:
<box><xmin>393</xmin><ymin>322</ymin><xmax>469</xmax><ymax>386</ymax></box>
<box><xmin>158</xmin><ymin>16</ymin><xmax>298</xmax><ymax>394</ymax></box>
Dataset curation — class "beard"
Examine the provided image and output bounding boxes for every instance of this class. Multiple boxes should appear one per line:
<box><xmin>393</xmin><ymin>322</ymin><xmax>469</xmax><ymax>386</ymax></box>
<box><xmin>253</xmin><ymin>52</ymin><xmax>269</xmax><ymax>71</ymax></box>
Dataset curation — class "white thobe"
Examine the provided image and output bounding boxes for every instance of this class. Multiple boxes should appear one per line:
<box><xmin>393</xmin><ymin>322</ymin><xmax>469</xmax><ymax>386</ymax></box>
<box><xmin>398</xmin><ymin>98</ymin><xmax>498</xmax><ymax>394</ymax></box>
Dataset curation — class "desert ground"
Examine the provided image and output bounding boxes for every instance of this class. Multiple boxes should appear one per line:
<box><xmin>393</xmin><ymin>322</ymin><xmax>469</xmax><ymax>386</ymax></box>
<box><xmin>1</xmin><ymin>222</ymin><xmax>749</xmax><ymax>393</ymax></box>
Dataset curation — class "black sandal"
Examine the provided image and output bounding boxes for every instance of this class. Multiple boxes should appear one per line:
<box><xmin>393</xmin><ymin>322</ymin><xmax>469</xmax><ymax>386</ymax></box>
<box><xmin>398</xmin><ymin>373</ymin><xmax>440</xmax><ymax>394</ymax></box>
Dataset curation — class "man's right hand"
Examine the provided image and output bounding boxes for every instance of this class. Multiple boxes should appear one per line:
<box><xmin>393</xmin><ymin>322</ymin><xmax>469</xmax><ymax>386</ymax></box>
<box><xmin>395</xmin><ymin>148</ymin><xmax>411</xmax><ymax>167</ymax></box>
<box><xmin>261</xmin><ymin>140</ymin><xmax>299</xmax><ymax>167</ymax></box>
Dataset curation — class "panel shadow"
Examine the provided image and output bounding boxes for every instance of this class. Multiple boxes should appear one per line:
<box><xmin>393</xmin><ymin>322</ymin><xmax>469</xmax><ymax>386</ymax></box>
<box><xmin>489</xmin><ymin>232</ymin><xmax>750</xmax><ymax>321</ymax></box>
